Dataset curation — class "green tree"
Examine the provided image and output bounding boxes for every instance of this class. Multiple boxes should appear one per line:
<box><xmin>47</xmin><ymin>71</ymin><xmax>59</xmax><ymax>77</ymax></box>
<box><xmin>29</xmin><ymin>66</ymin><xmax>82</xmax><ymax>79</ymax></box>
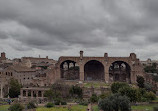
<box><xmin>137</xmin><ymin>76</ymin><xmax>145</xmax><ymax>88</ymax></box>
<box><xmin>90</xmin><ymin>94</ymin><xmax>98</xmax><ymax>103</ymax></box>
<box><xmin>9</xmin><ymin>78</ymin><xmax>21</xmax><ymax>98</ymax></box>
<box><xmin>99</xmin><ymin>93</ymin><xmax>131</xmax><ymax>111</ymax></box>
<box><xmin>98</xmin><ymin>98</ymin><xmax>113</xmax><ymax>111</ymax></box>
<box><xmin>143</xmin><ymin>91</ymin><xmax>156</xmax><ymax>101</ymax></box>
<box><xmin>111</xmin><ymin>82</ymin><xmax>129</xmax><ymax>93</ymax></box>
<box><xmin>119</xmin><ymin>87</ymin><xmax>141</xmax><ymax>102</ymax></box>
<box><xmin>69</xmin><ymin>85</ymin><xmax>83</xmax><ymax>98</ymax></box>
<box><xmin>44</xmin><ymin>89</ymin><xmax>58</xmax><ymax>101</ymax></box>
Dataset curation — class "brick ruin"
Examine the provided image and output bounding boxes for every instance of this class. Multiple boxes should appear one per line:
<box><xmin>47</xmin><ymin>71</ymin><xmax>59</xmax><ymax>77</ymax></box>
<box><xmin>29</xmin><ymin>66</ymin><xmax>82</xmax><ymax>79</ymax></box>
<box><xmin>56</xmin><ymin>51</ymin><xmax>145</xmax><ymax>84</ymax></box>
<box><xmin>1</xmin><ymin>51</ymin><xmax>156</xmax><ymax>101</ymax></box>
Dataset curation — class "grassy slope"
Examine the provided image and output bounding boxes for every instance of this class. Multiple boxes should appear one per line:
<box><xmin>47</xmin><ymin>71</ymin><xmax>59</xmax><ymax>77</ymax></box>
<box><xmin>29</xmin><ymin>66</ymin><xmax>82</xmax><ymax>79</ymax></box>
<box><xmin>36</xmin><ymin>105</ymin><xmax>87</xmax><ymax>111</ymax></box>
<box><xmin>0</xmin><ymin>105</ymin><xmax>10</xmax><ymax>111</ymax></box>
<box><xmin>92</xmin><ymin>104</ymin><xmax>158</xmax><ymax>111</ymax></box>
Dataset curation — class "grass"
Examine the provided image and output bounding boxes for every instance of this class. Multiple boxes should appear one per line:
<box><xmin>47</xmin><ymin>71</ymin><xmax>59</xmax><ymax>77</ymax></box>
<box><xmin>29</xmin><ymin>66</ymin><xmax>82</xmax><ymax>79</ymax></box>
<box><xmin>132</xmin><ymin>104</ymin><xmax>158</xmax><ymax>111</ymax></box>
<box><xmin>92</xmin><ymin>104</ymin><xmax>158</xmax><ymax>111</ymax></box>
<box><xmin>83</xmin><ymin>82</ymin><xmax>109</xmax><ymax>88</ymax></box>
<box><xmin>0</xmin><ymin>105</ymin><xmax>10</xmax><ymax>111</ymax></box>
<box><xmin>92</xmin><ymin>105</ymin><xmax>99</xmax><ymax>111</ymax></box>
<box><xmin>36</xmin><ymin>105</ymin><xmax>87</xmax><ymax>111</ymax></box>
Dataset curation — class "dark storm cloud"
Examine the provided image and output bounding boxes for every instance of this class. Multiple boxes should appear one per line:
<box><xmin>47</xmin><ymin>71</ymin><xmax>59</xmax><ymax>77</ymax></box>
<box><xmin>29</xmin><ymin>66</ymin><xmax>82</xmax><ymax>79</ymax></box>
<box><xmin>0</xmin><ymin>0</ymin><xmax>158</xmax><ymax>60</ymax></box>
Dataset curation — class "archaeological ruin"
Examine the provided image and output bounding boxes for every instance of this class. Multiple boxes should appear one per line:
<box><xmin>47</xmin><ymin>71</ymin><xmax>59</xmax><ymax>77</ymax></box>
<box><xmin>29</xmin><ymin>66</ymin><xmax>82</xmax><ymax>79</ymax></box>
<box><xmin>56</xmin><ymin>51</ymin><xmax>145</xmax><ymax>84</ymax></box>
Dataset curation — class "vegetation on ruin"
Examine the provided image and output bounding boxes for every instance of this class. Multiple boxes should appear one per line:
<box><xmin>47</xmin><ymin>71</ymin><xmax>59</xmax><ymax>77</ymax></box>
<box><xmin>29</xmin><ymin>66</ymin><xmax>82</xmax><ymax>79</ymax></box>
<box><xmin>144</xmin><ymin>63</ymin><xmax>157</xmax><ymax>73</ymax></box>
<box><xmin>9</xmin><ymin>78</ymin><xmax>22</xmax><ymax>98</ymax></box>
<box><xmin>69</xmin><ymin>85</ymin><xmax>83</xmax><ymax>98</ymax></box>
<box><xmin>111</xmin><ymin>82</ymin><xmax>129</xmax><ymax>93</ymax></box>
<box><xmin>83</xmin><ymin>81</ymin><xmax>109</xmax><ymax>88</ymax></box>
<box><xmin>144</xmin><ymin>63</ymin><xmax>158</xmax><ymax>82</ymax></box>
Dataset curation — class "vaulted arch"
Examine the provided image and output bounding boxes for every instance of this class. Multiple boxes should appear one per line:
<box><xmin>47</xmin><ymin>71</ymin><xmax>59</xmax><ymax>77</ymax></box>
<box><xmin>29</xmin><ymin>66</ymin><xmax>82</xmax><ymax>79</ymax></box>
<box><xmin>84</xmin><ymin>60</ymin><xmax>105</xmax><ymax>81</ymax></box>
<box><xmin>60</xmin><ymin>60</ymin><xmax>79</xmax><ymax>80</ymax></box>
<box><xmin>109</xmin><ymin>61</ymin><xmax>131</xmax><ymax>83</ymax></box>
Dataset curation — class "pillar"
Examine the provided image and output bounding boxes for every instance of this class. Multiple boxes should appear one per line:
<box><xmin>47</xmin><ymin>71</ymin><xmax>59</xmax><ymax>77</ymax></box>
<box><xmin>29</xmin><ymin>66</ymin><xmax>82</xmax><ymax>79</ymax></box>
<box><xmin>0</xmin><ymin>83</ymin><xmax>3</xmax><ymax>98</ymax></box>
<box><xmin>26</xmin><ymin>90</ymin><xmax>28</xmax><ymax>97</ymax></box>
<box><xmin>41</xmin><ymin>91</ymin><xmax>44</xmax><ymax>98</ymax></box>
<box><xmin>79</xmin><ymin>65</ymin><xmax>84</xmax><ymax>81</ymax></box>
<box><xmin>79</xmin><ymin>51</ymin><xmax>84</xmax><ymax>81</ymax></box>
<box><xmin>20</xmin><ymin>89</ymin><xmax>23</xmax><ymax>98</ymax></box>
<box><xmin>31</xmin><ymin>90</ymin><xmax>33</xmax><ymax>98</ymax></box>
<box><xmin>132</xmin><ymin>71</ymin><xmax>136</xmax><ymax>84</ymax></box>
<box><xmin>105</xmin><ymin>66</ymin><xmax>109</xmax><ymax>83</ymax></box>
<box><xmin>80</xmin><ymin>51</ymin><xmax>83</xmax><ymax>60</ymax></box>
<box><xmin>36</xmin><ymin>91</ymin><xmax>38</xmax><ymax>98</ymax></box>
<box><xmin>8</xmin><ymin>87</ymin><xmax>9</xmax><ymax>98</ymax></box>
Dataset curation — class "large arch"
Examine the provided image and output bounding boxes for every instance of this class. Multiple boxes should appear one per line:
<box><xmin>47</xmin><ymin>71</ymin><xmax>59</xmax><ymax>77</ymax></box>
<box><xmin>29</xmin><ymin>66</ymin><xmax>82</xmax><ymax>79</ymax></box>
<box><xmin>84</xmin><ymin>60</ymin><xmax>105</xmax><ymax>81</ymax></box>
<box><xmin>60</xmin><ymin>60</ymin><xmax>79</xmax><ymax>80</ymax></box>
<box><xmin>109</xmin><ymin>61</ymin><xmax>131</xmax><ymax>83</ymax></box>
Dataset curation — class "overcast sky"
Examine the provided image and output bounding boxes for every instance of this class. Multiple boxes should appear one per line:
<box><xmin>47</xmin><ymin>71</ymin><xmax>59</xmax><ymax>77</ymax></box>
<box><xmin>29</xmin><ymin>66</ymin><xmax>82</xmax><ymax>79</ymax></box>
<box><xmin>0</xmin><ymin>0</ymin><xmax>158</xmax><ymax>60</ymax></box>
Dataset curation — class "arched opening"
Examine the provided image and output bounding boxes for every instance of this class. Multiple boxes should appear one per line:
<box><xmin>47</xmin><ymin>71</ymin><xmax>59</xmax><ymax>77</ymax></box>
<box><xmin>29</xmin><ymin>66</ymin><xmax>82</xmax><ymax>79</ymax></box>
<box><xmin>38</xmin><ymin>91</ymin><xmax>42</xmax><ymax>97</ymax></box>
<box><xmin>84</xmin><ymin>60</ymin><xmax>104</xmax><ymax>81</ymax></box>
<box><xmin>23</xmin><ymin>90</ymin><xmax>26</xmax><ymax>97</ymax></box>
<box><xmin>60</xmin><ymin>60</ymin><xmax>79</xmax><ymax>80</ymax></box>
<box><xmin>109</xmin><ymin>61</ymin><xmax>131</xmax><ymax>83</ymax></box>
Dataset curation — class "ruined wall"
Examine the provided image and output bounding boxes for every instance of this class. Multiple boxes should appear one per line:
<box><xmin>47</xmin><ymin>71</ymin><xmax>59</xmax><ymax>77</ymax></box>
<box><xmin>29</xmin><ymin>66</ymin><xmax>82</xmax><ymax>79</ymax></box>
<box><xmin>56</xmin><ymin>51</ymin><xmax>145</xmax><ymax>84</ymax></box>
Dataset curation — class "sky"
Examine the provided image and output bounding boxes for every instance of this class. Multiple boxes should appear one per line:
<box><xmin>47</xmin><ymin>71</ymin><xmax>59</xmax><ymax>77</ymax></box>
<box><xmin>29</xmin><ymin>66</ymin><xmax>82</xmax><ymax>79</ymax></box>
<box><xmin>0</xmin><ymin>0</ymin><xmax>158</xmax><ymax>60</ymax></box>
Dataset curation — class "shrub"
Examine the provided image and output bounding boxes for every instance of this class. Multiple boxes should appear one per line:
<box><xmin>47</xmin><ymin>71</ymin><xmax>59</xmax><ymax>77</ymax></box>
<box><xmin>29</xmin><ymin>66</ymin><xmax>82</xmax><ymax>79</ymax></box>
<box><xmin>111</xmin><ymin>82</ymin><xmax>129</xmax><ymax>93</ymax></box>
<box><xmin>27</xmin><ymin>102</ymin><xmax>37</xmax><ymax>109</ymax></box>
<box><xmin>90</xmin><ymin>94</ymin><xmax>98</xmax><ymax>103</ymax></box>
<box><xmin>61</xmin><ymin>101</ymin><xmax>67</xmax><ymax>105</ymax></box>
<box><xmin>99</xmin><ymin>92</ymin><xmax>111</xmax><ymax>99</ymax></box>
<box><xmin>143</xmin><ymin>91</ymin><xmax>156</xmax><ymax>101</ymax></box>
<box><xmin>119</xmin><ymin>86</ymin><xmax>141</xmax><ymax>102</ymax></box>
<box><xmin>98</xmin><ymin>93</ymin><xmax>131</xmax><ymax>111</ymax></box>
<box><xmin>118</xmin><ymin>96</ymin><xmax>131</xmax><ymax>111</ymax></box>
<box><xmin>54</xmin><ymin>98</ymin><xmax>61</xmax><ymax>105</ymax></box>
<box><xmin>45</xmin><ymin>102</ymin><xmax>54</xmax><ymax>108</ymax></box>
<box><xmin>98</xmin><ymin>98</ymin><xmax>113</xmax><ymax>111</ymax></box>
<box><xmin>138</xmin><ymin>88</ymin><xmax>146</xmax><ymax>96</ymax></box>
<box><xmin>153</xmin><ymin>106</ymin><xmax>158</xmax><ymax>111</ymax></box>
<box><xmin>9</xmin><ymin>103</ymin><xmax>24</xmax><ymax>111</ymax></box>
<box><xmin>69</xmin><ymin>85</ymin><xmax>83</xmax><ymax>98</ymax></box>
<box><xmin>79</xmin><ymin>100</ymin><xmax>89</xmax><ymax>106</ymax></box>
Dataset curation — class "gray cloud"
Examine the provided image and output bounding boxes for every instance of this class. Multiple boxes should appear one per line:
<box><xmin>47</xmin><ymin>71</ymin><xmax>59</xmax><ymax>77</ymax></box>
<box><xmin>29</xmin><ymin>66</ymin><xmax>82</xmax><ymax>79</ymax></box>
<box><xmin>0</xmin><ymin>0</ymin><xmax>158</xmax><ymax>60</ymax></box>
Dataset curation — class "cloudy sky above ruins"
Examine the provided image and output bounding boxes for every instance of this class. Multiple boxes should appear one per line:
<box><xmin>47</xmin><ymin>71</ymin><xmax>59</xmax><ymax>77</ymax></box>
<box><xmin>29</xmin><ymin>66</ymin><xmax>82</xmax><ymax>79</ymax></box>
<box><xmin>0</xmin><ymin>0</ymin><xmax>158</xmax><ymax>60</ymax></box>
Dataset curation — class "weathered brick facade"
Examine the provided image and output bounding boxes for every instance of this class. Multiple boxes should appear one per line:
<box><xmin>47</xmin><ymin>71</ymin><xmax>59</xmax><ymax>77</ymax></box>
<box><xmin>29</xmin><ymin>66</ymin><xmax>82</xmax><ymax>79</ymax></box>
<box><xmin>56</xmin><ymin>51</ymin><xmax>145</xmax><ymax>84</ymax></box>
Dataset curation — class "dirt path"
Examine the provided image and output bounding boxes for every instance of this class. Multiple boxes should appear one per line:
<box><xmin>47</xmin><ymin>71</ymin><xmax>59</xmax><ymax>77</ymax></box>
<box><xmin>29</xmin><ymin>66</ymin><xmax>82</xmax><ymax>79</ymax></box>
<box><xmin>87</xmin><ymin>104</ymin><xmax>92</xmax><ymax>111</ymax></box>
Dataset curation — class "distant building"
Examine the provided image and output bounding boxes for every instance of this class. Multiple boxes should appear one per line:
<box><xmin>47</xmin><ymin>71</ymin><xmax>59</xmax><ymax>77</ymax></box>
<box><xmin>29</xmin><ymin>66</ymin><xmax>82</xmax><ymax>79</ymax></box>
<box><xmin>141</xmin><ymin>58</ymin><xmax>158</xmax><ymax>68</ymax></box>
